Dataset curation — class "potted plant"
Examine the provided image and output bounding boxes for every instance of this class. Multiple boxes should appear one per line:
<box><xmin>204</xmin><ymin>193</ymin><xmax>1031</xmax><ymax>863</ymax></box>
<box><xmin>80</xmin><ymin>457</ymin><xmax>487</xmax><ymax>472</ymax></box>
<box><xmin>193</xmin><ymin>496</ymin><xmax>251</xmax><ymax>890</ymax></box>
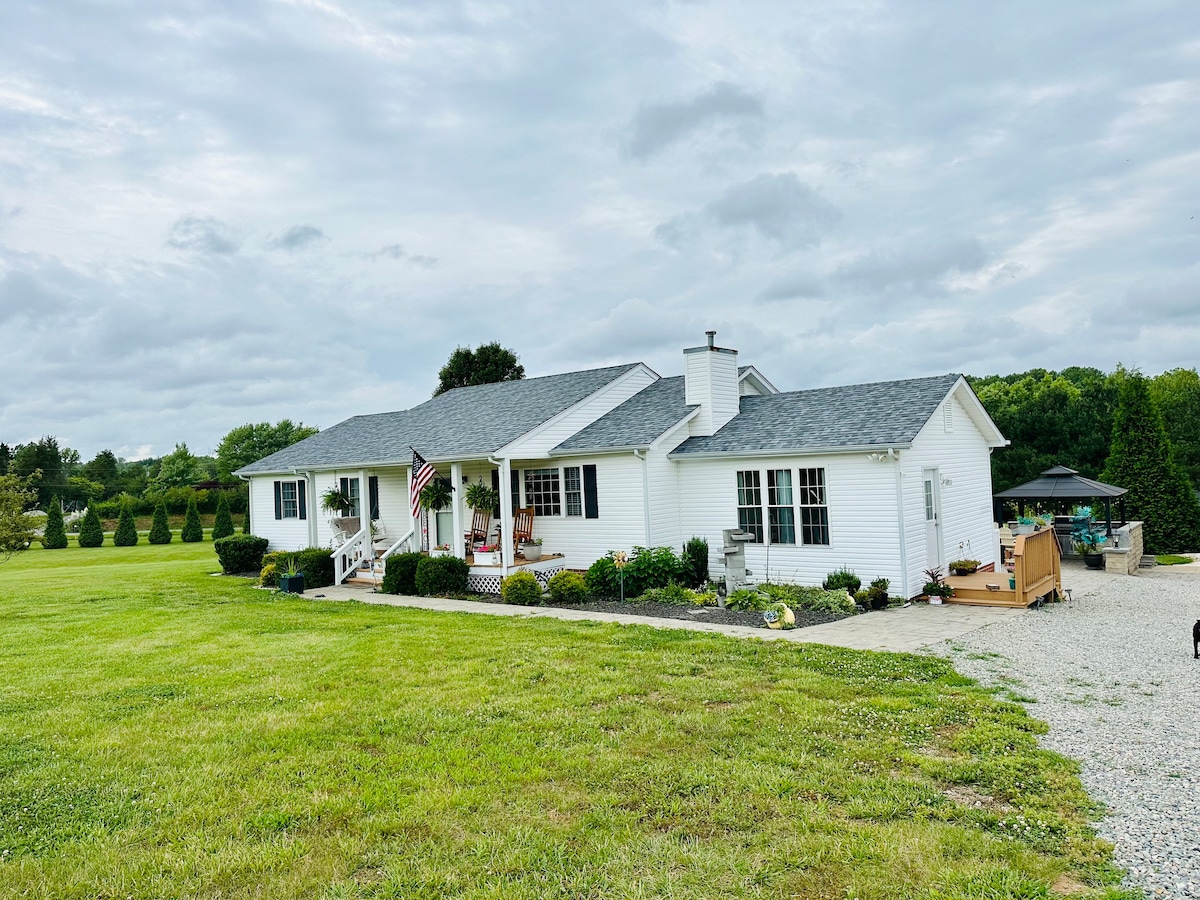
<box><xmin>279</xmin><ymin>555</ymin><xmax>305</xmax><ymax>594</ymax></box>
<box><xmin>464</xmin><ymin>480</ymin><xmax>499</xmax><ymax>513</ymax></box>
<box><xmin>473</xmin><ymin>543</ymin><xmax>501</xmax><ymax>566</ymax></box>
<box><xmin>321</xmin><ymin>486</ymin><xmax>353</xmax><ymax>517</ymax></box>
<box><xmin>948</xmin><ymin>558</ymin><xmax>980</xmax><ymax>576</ymax></box>
<box><xmin>921</xmin><ymin>567</ymin><xmax>954</xmax><ymax>604</ymax></box>
<box><xmin>430</xmin><ymin>543</ymin><xmax>452</xmax><ymax>558</ymax></box>
<box><xmin>522</xmin><ymin>536</ymin><xmax>543</xmax><ymax>561</ymax></box>
<box><xmin>419</xmin><ymin>479</ymin><xmax>453</xmax><ymax>513</ymax></box>
<box><xmin>1073</xmin><ymin>530</ymin><xmax>1107</xmax><ymax>569</ymax></box>
<box><xmin>763</xmin><ymin>602</ymin><xmax>796</xmax><ymax>630</ymax></box>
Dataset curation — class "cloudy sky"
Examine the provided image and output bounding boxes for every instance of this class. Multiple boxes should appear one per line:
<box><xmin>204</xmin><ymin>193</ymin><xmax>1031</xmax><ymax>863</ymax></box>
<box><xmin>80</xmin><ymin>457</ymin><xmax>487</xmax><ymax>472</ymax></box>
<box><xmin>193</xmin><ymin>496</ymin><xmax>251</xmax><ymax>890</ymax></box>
<box><xmin>2</xmin><ymin>1</ymin><xmax>1198</xmax><ymax>461</ymax></box>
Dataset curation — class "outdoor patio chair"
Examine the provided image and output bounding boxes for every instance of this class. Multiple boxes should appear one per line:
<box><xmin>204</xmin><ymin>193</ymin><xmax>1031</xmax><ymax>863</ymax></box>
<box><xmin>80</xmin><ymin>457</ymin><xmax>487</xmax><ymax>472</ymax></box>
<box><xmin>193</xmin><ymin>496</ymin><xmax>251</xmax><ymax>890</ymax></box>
<box><xmin>330</xmin><ymin>516</ymin><xmax>361</xmax><ymax>548</ymax></box>
<box><xmin>465</xmin><ymin>508</ymin><xmax>492</xmax><ymax>554</ymax></box>
<box><xmin>512</xmin><ymin>507</ymin><xmax>534</xmax><ymax>553</ymax></box>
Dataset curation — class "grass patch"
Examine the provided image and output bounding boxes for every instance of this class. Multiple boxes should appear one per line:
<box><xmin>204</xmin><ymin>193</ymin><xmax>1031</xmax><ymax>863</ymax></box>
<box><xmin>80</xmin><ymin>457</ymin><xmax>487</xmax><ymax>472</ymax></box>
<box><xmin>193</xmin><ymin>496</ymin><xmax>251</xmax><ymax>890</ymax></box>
<box><xmin>0</xmin><ymin>543</ymin><xmax>1132</xmax><ymax>898</ymax></box>
<box><xmin>1155</xmin><ymin>554</ymin><xmax>1193</xmax><ymax>565</ymax></box>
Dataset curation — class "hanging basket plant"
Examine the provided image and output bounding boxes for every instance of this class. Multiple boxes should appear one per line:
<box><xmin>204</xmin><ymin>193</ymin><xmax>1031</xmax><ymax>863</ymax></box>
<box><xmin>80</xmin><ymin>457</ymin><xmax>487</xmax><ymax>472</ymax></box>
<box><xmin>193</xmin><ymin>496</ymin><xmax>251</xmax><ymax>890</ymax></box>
<box><xmin>419</xmin><ymin>479</ymin><xmax>453</xmax><ymax>512</ymax></box>
<box><xmin>321</xmin><ymin>486</ymin><xmax>353</xmax><ymax>516</ymax></box>
<box><xmin>464</xmin><ymin>480</ymin><xmax>499</xmax><ymax>511</ymax></box>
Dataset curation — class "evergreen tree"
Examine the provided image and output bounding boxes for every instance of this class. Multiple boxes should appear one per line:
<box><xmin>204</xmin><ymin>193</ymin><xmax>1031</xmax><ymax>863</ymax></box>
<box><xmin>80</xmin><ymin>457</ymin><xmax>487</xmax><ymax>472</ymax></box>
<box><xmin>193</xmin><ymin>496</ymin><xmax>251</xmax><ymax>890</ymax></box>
<box><xmin>78</xmin><ymin>507</ymin><xmax>104</xmax><ymax>547</ymax></box>
<box><xmin>113</xmin><ymin>503</ymin><xmax>139</xmax><ymax>546</ymax></box>
<box><xmin>1101</xmin><ymin>371</ymin><xmax>1200</xmax><ymax>554</ymax></box>
<box><xmin>242</xmin><ymin>510</ymin><xmax>251</xmax><ymax>534</ymax></box>
<box><xmin>181</xmin><ymin>496</ymin><xmax>203</xmax><ymax>542</ymax></box>
<box><xmin>148</xmin><ymin>501</ymin><xmax>172</xmax><ymax>544</ymax></box>
<box><xmin>41</xmin><ymin>497</ymin><xmax>67</xmax><ymax>549</ymax></box>
<box><xmin>212</xmin><ymin>492</ymin><xmax>234</xmax><ymax>540</ymax></box>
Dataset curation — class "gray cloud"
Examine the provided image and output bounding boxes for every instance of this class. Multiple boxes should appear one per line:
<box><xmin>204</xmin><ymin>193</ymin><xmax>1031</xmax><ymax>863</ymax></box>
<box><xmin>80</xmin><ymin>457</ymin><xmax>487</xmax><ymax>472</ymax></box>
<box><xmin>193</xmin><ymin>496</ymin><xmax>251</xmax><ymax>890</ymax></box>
<box><xmin>407</xmin><ymin>254</ymin><xmax>438</xmax><ymax>269</ymax></box>
<box><xmin>165</xmin><ymin>215</ymin><xmax>240</xmax><ymax>255</ymax></box>
<box><xmin>835</xmin><ymin>239</ymin><xmax>990</xmax><ymax>294</ymax></box>
<box><xmin>756</xmin><ymin>274</ymin><xmax>825</xmax><ymax>302</ymax></box>
<box><xmin>371</xmin><ymin>243</ymin><xmax>405</xmax><ymax>260</ymax></box>
<box><xmin>268</xmin><ymin>224</ymin><xmax>327</xmax><ymax>252</ymax></box>
<box><xmin>627</xmin><ymin>81</ymin><xmax>764</xmax><ymax>158</ymax></box>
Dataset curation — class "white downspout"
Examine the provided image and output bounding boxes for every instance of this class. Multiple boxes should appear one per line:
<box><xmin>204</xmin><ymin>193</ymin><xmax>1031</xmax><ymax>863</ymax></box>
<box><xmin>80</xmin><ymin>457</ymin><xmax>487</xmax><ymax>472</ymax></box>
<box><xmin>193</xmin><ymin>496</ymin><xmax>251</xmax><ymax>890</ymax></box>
<box><xmin>633</xmin><ymin>449</ymin><xmax>651</xmax><ymax>547</ymax></box>
<box><xmin>892</xmin><ymin>451</ymin><xmax>909</xmax><ymax>599</ymax></box>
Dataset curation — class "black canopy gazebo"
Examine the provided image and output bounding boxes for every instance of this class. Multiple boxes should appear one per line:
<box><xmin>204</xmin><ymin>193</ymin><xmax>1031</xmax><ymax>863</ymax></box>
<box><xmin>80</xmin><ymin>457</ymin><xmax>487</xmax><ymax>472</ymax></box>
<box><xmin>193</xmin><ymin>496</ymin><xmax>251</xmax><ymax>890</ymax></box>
<box><xmin>993</xmin><ymin>465</ymin><xmax>1128</xmax><ymax>537</ymax></box>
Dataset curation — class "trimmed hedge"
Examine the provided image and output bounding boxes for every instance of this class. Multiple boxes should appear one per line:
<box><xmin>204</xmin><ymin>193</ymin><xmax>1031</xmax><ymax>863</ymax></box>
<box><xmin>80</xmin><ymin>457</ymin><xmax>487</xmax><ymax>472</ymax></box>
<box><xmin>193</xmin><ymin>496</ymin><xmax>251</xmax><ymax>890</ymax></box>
<box><xmin>381</xmin><ymin>552</ymin><xmax>422</xmax><ymax>595</ymax></box>
<box><xmin>181</xmin><ymin>497</ymin><xmax>203</xmax><ymax>542</ymax></box>
<box><xmin>547</xmin><ymin>570</ymin><xmax>587</xmax><ymax>604</ymax></box>
<box><xmin>148</xmin><ymin>502</ymin><xmax>172</xmax><ymax>544</ymax></box>
<box><xmin>415</xmin><ymin>556</ymin><xmax>469</xmax><ymax>596</ymax></box>
<box><xmin>214</xmin><ymin>534</ymin><xmax>269</xmax><ymax>575</ymax></box>
<box><xmin>41</xmin><ymin>499</ymin><xmax>67</xmax><ymax>550</ymax></box>
<box><xmin>681</xmin><ymin>536</ymin><xmax>709</xmax><ymax>588</ymax></box>
<box><xmin>78</xmin><ymin>507</ymin><xmax>104</xmax><ymax>548</ymax></box>
<box><xmin>212</xmin><ymin>492</ymin><xmax>235</xmax><ymax>541</ymax></box>
<box><xmin>113</xmin><ymin>505</ymin><xmax>139</xmax><ymax>546</ymax></box>
<box><xmin>501</xmin><ymin>570</ymin><xmax>543</xmax><ymax>605</ymax></box>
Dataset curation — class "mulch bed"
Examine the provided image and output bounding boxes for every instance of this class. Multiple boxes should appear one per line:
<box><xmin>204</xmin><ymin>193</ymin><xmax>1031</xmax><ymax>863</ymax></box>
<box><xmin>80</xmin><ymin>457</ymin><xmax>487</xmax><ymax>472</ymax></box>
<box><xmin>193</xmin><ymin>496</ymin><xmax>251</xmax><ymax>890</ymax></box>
<box><xmin>553</xmin><ymin>599</ymin><xmax>855</xmax><ymax>630</ymax></box>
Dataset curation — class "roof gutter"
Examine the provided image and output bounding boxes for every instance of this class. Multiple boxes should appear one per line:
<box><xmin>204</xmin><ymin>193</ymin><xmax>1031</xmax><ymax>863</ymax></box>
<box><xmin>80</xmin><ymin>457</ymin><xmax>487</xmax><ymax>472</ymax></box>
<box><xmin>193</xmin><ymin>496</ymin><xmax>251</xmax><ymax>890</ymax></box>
<box><xmin>667</xmin><ymin>442</ymin><xmax>914</xmax><ymax>461</ymax></box>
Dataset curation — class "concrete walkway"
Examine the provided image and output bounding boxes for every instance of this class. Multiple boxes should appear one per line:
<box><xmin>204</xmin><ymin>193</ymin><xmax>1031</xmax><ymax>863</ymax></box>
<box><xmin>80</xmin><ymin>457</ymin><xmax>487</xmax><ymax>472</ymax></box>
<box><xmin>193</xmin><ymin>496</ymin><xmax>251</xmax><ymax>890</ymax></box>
<box><xmin>314</xmin><ymin>583</ymin><xmax>1027</xmax><ymax>653</ymax></box>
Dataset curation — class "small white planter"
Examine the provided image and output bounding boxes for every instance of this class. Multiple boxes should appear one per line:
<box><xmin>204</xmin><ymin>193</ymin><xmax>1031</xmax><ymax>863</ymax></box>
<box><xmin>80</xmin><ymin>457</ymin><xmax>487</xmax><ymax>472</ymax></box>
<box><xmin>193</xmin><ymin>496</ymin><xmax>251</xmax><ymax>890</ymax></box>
<box><xmin>430</xmin><ymin>548</ymin><xmax>451</xmax><ymax>558</ymax></box>
<box><xmin>473</xmin><ymin>550</ymin><xmax>500</xmax><ymax>566</ymax></box>
<box><xmin>522</xmin><ymin>544</ymin><xmax>543</xmax><ymax>561</ymax></box>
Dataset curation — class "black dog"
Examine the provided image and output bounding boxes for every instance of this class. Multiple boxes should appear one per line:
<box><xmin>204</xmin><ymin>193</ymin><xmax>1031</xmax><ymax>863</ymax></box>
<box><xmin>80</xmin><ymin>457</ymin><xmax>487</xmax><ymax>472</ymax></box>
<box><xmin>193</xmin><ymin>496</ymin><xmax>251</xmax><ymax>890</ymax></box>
<box><xmin>1195</xmin><ymin>620</ymin><xmax>1200</xmax><ymax>659</ymax></box>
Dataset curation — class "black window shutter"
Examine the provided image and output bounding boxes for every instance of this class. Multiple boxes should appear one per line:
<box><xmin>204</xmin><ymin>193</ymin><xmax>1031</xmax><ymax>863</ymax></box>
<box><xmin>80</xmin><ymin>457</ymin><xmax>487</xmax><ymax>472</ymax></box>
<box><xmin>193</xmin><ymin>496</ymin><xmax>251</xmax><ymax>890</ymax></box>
<box><xmin>369</xmin><ymin>476</ymin><xmax>379</xmax><ymax>520</ymax></box>
<box><xmin>583</xmin><ymin>465</ymin><xmax>599</xmax><ymax>519</ymax></box>
<box><xmin>297</xmin><ymin>480</ymin><xmax>307</xmax><ymax>520</ymax></box>
<box><xmin>273</xmin><ymin>481</ymin><xmax>282</xmax><ymax>520</ymax></box>
<box><xmin>511</xmin><ymin>469</ymin><xmax>520</xmax><ymax>511</ymax></box>
<box><xmin>339</xmin><ymin>476</ymin><xmax>349</xmax><ymax>497</ymax></box>
<box><xmin>491</xmin><ymin>469</ymin><xmax>501</xmax><ymax>518</ymax></box>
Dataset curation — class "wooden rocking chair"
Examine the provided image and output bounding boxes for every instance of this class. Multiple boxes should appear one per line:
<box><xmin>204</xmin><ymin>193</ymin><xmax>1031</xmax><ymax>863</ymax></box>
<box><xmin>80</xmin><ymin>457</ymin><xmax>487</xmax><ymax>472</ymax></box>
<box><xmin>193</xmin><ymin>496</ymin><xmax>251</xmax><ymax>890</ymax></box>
<box><xmin>465</xmin><ymin>508</ymin><xmax>492</xmax><ymax>555</ymax></box>
<box><xmin>512</xmin><ymin>507</ymin><xmax>534</xmax><ymax>554</ymax></box>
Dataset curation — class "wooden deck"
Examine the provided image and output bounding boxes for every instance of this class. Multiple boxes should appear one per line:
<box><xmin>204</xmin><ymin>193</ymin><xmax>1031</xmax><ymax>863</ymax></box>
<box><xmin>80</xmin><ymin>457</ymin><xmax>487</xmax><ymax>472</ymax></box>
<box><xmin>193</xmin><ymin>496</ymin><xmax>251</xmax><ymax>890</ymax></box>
<box><xmin>945</xmin><ymin>528</ymin><xmax>1062</xmax><ymax>609</ymax></box>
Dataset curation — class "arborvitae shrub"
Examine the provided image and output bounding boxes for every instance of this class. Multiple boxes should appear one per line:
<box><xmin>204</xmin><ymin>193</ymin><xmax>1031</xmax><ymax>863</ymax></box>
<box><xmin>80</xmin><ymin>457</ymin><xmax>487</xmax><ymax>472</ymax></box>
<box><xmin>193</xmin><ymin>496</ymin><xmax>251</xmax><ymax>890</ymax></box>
<box><xmin>212</xmin><ymin>492</ymin><xmax>234</xmax><ymax>541</ymax></box>
<box><xmin>414</xmin><ymin>556</ymin><xmax>469</xmax><ymax>596</ymax></box>
<box><xmin>214</xmin><ymin>534</ymin><xmax>270</xmax><ymax>574</ymax></box>
<box><xmin>242</xmin><ymin>511</ymin><xmax>251</xmax><ymax>534</ymax></box>
<box><xmin>78</xmin><ymin>507</ymin><xmax>104</xmax><ymax>548</ymax></box>
<box><xmin>547</xmin><ymin>570</ymin><xmax>587</xmax><ymax>604</ymax></box>
<box><xmin>381</xmin><ymin>552</ymin><xmax>422</xmax><ymax>595</ymax></box>
<box><xmin>501</xmin><ymin>570</ymin><xmax>543</xmax><ymax>605</ymax></box>
<box><xmin>148</xmin><ymin>502</ymin><xmax>172</xmax><ymax>544</ymax></box>
<box><xmin>181</xmin><ymin>497</ymin><xmax>203</xmax><ymax>542</ymax></box>
<box><xmin>41</xmin><ymin>498</ymin><xmax>67</xmax><ymax>549</ymax></box>
<box><xmin>113</xmin><ymin>504</ymin><xmax>139</xmax><ymax>546</ymax></box>
<box><xmin>681</xmin><ymin>536</ymin><xmax>710</xmax><ymax>588</ymax></box>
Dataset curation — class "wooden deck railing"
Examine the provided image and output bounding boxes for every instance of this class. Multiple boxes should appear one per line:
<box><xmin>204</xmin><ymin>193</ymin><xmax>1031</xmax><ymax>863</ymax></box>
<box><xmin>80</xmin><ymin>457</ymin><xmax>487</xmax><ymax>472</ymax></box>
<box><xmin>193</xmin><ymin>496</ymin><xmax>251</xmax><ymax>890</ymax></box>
<box><xmin>1013</xmin><ymin>527</ymin><xmax>1061</xmax><ymax>606</ymax></box>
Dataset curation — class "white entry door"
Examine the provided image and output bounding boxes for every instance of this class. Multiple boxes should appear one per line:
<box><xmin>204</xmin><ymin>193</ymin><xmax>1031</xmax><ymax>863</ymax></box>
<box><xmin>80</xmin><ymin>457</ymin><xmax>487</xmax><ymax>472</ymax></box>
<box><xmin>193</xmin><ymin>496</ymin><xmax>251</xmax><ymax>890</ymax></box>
<box><xmin>923</xmin><ymin>468</ymin><xmax>943</xmax><ymax>569</ymax></box>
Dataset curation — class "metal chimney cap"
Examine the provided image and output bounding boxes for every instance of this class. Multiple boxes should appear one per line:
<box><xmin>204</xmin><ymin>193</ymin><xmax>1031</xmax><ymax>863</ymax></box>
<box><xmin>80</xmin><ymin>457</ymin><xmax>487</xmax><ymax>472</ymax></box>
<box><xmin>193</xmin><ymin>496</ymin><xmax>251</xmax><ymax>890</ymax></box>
<box><xmin>706</xmin><ymin>330</ymin><xmax>716</xmax><ymax>348</ymax></box>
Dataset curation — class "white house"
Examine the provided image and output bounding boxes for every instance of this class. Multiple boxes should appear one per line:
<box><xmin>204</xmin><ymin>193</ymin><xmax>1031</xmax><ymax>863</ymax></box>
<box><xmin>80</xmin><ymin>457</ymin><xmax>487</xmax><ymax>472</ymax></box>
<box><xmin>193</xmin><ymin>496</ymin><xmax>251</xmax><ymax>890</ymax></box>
<box><xmin>237</xmin><ymin>332</ymin><xmax>1007</xmax><ymax>597</ymax></box>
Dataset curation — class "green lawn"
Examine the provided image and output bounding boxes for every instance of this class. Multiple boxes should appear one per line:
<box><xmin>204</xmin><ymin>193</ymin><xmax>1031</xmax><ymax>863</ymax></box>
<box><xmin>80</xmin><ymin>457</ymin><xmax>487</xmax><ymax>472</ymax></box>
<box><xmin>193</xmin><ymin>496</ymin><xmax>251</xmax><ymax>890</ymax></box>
<box><xmin>0</xmin><ymin>543</ymin><xmax>1134</xmax><ymax>899</ymax></box>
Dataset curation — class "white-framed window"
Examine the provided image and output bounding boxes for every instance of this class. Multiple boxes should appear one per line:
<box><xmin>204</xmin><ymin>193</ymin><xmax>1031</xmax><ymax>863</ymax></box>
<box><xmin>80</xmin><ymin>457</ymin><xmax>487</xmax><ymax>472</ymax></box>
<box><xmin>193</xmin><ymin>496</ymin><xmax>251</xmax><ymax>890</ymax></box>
<box><xmin>273</xmin><ymin>479</ymin><xmax>307</xmax><ymax>520</ymax></box>
<box><xmin>797</xmin><ymin>468</ymin><xmax>830</xmax><ymax>545</ymax></box>
<box><xmin>736</xmin><ymin>470</ymin><xmax>763</xmax><ymax>542</ymax></box>
<box><xmin>767</xmin><ymin>469</ymin><xmax>796</xmax><ymax>544</ymax></box>
<box><xmin>563</xmin><ymin>466</ymin><xmax>583</xmax><ymax>517</ymax></box>
<box><xmin>524</xmin><ymin>468</ymin><xmax>561</xmax><ymax>516</ymax></box>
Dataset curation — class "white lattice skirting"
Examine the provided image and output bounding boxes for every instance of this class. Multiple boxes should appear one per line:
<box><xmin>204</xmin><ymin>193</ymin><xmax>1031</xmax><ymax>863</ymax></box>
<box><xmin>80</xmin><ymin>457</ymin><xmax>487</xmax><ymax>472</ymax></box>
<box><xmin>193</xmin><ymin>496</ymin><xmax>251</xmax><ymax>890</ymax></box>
<box><xmin>467</xmin><ymin>565</ymin><xmax>566</xmax><ymax>596</ymax></box>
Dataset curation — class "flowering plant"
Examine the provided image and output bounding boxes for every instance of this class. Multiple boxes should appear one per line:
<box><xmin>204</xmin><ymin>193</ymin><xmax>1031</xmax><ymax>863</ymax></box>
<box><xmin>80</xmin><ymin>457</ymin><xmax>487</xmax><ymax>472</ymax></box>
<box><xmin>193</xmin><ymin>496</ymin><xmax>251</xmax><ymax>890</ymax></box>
<box><xmin>477</xmin><ymin>544</ymin><xmax>499</xmax><ymax>553</ymax></box>
<box><xmin>434</xmin><ymin>543</ymin><xmax>450</xmax><ymax>551</ymax></box>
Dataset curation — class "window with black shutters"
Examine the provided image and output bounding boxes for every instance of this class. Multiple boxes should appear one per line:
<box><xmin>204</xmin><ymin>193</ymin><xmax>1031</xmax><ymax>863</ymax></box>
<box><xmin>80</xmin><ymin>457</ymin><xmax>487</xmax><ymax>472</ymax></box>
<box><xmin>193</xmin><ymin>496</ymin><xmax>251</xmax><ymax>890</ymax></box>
<box><xmin>273</xmin><ymin>479</ymin><xmax>307</xmax><ymax>520</ymax></box>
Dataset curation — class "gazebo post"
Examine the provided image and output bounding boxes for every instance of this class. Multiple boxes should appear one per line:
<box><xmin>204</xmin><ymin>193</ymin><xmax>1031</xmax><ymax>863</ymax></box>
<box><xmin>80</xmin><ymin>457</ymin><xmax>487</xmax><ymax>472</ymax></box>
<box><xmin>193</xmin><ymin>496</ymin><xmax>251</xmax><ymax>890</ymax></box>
<box><xmin>1104</xmin><ymin>498</ymin><xmax>1113</xmax><ymax>537</ymax></box>
<box><xmin>1119</xmin><ymin>497</ymin><xmax>1126</xmax><ymax>528</ymax></box>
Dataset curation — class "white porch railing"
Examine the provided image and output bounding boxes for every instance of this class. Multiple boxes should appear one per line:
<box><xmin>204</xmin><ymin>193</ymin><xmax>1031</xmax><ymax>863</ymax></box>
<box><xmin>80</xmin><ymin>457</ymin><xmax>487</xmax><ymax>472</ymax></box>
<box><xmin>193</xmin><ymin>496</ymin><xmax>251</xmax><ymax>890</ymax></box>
<box><xmin>380</xmin><ymin>527</ymin><xmax>416</xmax><ymax>564</ymax></box>
<box><xmin>332</xmin><ymin>526</ymin><xmax>371</xmax><ymax>585</ymax></box>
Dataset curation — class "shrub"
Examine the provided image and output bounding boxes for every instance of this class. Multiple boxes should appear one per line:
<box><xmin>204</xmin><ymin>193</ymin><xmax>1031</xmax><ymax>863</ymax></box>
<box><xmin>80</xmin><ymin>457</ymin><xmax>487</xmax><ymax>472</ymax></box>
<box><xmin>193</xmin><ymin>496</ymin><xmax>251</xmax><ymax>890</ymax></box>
<box><xmin>181</xmin><ymin>497</ymin><xmax>203</xmax><ymax>542</ymax></box>
<box><xmin>415</xmin><ymin>556</ymin><xmax>469</xmax><ymax>596</ymax></box>
<box><xmin>212</xmin><ymin>492</ymin><xmax>235</xmax><ymax>541</ymax></box>
<box><xmin>681</xmin><ymin>536</ymin><xmax>709</xmax><ymax>588</ymax></box>
<box><xmin>214</xmin><ymin>534</ymin><xmax>270</xmax><ymax>575</ymax></box>
<box><xmin>822</xmin><ymin>567</ymin><xmax>861</xmax><ymax>594</ymax></box>
<box><xmin>381</xmin><ymin>552</ymin><xmax>423</xmax><ymax>595</ymax></box>
<box><xmin>625</xmin><ymin>546</ymin><xmax>684</xmax><ymax>595</ymax></box>
<box><xmin>41</xmin><ymin>498</ymin><xmax>67</xmax><ymax>549</ymax></box>
<box><xmin>259</xmin><ymin>562</ymin><xmax>278</xmax><ymax>587</ymax></box>
<box><xmin>547</xmin><ymin>570</ymin><xmax>587</xmax><ymax>604</ymax></box>
<box><xmin>726</xmin><ymin>588</ymin><xmax>774</xmax><ymax>611</ymax></box>
<box><xmin>759</xmin><ymin>582</ymin><xmax>857</xmax><ymax>614</ymax></box>
<box><xmin>293</xmin><ymin>547</ymin><xmax>335</xmax><ymax>588</ymax></box>
<box><xmin>113</xmin><ymin>504</ymin><xmax>139</xmax><ymax>546</ymax></box>
<box><xmin>77</xmin><ymin>507</ymin><xmax>104</xmax><ymax>547</ymax></box>
<box><xmin>867</xmin><ymin>577</ymin><xmax>890</xmax><ymax>610</ymax></box>
<box><xmin>636</xmin><ymin>583</ymin><xmax>714</xmax><ymax>606</ymax></box>
<box><xmin>585</xmin><ymin>555</ymin><xmax>621</xmax><ymax>598</ymax></box>
<box><xmin>501</xmin><ymin>570</ymin><xmax>543</xmax><ymax>605</ymax></box>
<box><xmin>242</xmin><ymin>511</ymin><xmax>251</xmax><ymax>535</ymax></box>
<box><xmin>148</xmin><ymin>502</ymin><xmax>172</xmax><ymax>544</ymax></box>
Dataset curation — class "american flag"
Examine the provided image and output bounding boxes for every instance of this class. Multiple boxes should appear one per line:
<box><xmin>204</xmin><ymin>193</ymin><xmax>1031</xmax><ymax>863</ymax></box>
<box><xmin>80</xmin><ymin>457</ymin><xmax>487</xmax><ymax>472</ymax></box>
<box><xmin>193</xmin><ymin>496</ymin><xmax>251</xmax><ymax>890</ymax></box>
<box><xmin>410</xmin><ymin>449</ymin><xmax>437</xmax><ymax>517</ymax></box>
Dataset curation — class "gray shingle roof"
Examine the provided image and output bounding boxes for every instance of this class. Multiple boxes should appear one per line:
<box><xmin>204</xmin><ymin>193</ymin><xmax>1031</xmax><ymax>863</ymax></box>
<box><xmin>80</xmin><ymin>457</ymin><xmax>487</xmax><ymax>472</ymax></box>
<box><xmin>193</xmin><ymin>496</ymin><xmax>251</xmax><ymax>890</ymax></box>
<box><xmin>671</xmin><ymin>373</ymin><xmax>961</xmax><ymax>456</ymax></box>
<box><xmin>235</xmin><ymin>364</ymin><xmax>641</xmax><ymax>474</ymax></box>
<box><xmin>553</xmin><ymin>377</ymin><xmax>694</xmax><ymax>452</ymax></box>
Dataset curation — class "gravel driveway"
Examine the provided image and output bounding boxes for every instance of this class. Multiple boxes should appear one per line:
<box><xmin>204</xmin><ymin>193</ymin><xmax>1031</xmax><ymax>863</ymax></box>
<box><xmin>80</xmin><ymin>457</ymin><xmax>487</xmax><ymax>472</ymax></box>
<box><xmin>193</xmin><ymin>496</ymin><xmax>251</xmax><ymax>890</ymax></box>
<box><xmin>934</xmin><ymin>563</ymin><xmax>1200</xmax><ymax>899</ymax></box>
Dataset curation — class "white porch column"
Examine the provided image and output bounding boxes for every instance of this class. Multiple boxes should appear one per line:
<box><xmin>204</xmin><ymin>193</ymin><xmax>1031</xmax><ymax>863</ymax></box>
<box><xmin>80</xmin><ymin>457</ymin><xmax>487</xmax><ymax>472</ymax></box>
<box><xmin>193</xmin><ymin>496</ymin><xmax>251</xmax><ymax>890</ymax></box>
<box><xmin>306</xmin><ymin>473</ymin><xmax>318</xmax><ymax>547</ymax></box>
<box><xmin>406</xmin><ymin>466</ymin><xmax>418</xmax><ymax>547</ymax></box>
<box><xmin>451</xmin><ymin>461</ymin><xmax>464</xmax><ymax>559</ymax></box>
<box><xmin>499</xmin><ymin>457</ymin><xmax>514</xmax><ymax>574</ymax></box>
